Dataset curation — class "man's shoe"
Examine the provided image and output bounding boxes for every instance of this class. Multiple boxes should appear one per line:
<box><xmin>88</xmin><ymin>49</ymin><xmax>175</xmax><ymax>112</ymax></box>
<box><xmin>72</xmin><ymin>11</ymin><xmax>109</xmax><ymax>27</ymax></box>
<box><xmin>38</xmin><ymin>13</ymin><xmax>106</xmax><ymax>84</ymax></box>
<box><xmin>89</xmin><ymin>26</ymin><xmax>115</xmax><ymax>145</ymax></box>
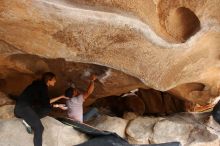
<box><xmin>22</xmin><ymin>120</ymin><xmax>32</xmax><ymax>134</ymax></box>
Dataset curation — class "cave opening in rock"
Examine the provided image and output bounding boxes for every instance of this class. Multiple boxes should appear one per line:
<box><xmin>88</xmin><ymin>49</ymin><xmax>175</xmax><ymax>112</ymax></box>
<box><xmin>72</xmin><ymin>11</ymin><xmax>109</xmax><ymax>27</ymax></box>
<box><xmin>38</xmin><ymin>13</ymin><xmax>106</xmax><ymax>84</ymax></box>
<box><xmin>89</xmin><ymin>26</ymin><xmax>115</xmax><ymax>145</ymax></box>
<box><xmin>1</xmin><ymin>54</ymin><xmax>220</xmax><ymax>145</ymax></box>
<box><xmin>91</xmin><ymin>88</ymin><xmax>187</xmax><ymax>120</ymax></box>
<box><xmin>0</xmin><ymin>53</ymin><xmax>190</xmax><ymax>121</ymax></box>
<box><xmin>1</xmin><ymin>54</ymin><xmax>218</xmax><ymax>122</ymax></box>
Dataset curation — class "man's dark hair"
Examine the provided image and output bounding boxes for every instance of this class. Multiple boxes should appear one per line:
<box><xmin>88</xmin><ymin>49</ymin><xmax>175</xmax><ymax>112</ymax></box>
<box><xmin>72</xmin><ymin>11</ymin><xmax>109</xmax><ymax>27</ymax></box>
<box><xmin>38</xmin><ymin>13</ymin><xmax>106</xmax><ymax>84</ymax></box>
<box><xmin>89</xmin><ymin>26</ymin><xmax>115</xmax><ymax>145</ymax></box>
<box><xmin>65</xmin><ymin>87</ymin><xmax>74</xmax><ymax>98</ymax></box>
<box><xmin>41</xmin><ymin>72</ymin><xmax>56</xmax><ymax>83</ymax></box>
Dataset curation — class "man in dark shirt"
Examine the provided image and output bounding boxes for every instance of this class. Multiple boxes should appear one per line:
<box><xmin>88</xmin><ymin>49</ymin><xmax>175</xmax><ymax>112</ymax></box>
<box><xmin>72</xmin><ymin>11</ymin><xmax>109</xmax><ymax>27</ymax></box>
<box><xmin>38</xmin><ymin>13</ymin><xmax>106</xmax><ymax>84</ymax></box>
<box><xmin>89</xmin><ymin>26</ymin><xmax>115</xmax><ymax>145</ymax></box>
<box><xmin>14</xmin><ymin>72</ymin><xmax>68</xmax><ymax>146</ymax></box>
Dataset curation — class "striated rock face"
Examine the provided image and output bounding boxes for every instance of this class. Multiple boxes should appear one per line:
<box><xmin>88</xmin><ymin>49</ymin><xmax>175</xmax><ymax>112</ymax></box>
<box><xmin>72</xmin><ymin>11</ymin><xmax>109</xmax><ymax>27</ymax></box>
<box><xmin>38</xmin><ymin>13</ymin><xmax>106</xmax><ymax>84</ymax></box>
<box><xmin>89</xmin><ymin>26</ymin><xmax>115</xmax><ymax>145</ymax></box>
<box><xmin>93</xmin><ymin>89</ymin><xmax>186</xmax><ymax>116</ymax></box>
<box><xmin>0</xmin><ymin>1</ymin><xmax>220</xmax><ymax>105</ymax></box>
<box><xmin>137</xmin><ymin>89</ymin><xmax>185</xmax><ymax>114</ymax></box>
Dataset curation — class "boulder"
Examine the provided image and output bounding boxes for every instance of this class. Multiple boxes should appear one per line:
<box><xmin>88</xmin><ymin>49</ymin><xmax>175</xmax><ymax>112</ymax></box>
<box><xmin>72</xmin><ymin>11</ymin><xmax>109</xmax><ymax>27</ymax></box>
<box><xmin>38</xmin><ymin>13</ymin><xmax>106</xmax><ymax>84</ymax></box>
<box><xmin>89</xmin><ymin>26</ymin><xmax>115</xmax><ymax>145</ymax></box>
<box><xmin>0</xmin><ymin>116</ymin><xmax>88</xmax><ymax>146</ymax></box>
<box><xmin>151</xmin><ymin>113</ymin><xmax>219</xmax><ymax>146</ymax></box>
<box><xmin>126</xmin><ymin>112</ymin><xmax>220</xmax><ymax>146</ymax></box>
<box><xmin>126</xmin><ymin>116</ymin><xmax>161</xmax><ymax>144</ymax></box>
<box><xmin>151</xmin><ymin>118</ymin><xmax>194</xmax><ymax>144</ymax></box>
<box><xmin>88</xmin><ymin>115</ymin><xmax>128</xmax><ymax>138</ymax></box>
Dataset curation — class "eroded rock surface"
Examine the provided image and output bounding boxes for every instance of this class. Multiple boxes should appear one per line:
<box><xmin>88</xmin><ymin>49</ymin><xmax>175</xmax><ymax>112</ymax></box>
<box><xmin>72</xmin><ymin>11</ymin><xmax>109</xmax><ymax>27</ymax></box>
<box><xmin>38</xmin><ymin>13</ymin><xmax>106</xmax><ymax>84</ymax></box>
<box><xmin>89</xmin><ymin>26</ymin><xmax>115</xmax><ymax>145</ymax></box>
<box><xmin>0</xmin><ymin>0</ymin><xmax>220</xmax><ymax>104</ymax></box>
<box><xmin>0</xmin><ymin>1</ymin><xmax>220</xmax><ymax>145</ymax></box>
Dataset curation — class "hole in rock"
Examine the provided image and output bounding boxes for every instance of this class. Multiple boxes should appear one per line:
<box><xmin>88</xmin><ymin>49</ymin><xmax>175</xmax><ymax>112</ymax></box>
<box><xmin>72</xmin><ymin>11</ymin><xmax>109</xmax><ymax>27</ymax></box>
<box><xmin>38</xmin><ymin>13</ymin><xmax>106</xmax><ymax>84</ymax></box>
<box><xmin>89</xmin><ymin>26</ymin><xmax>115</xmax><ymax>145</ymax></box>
<box><xmin>0</xmin><ymin>54</ymin><xmax>147</xmax><ymax>119</ymax></box>
<box><xmin>166</xmin><ymin>7</ymin><xmax>200</xmax><ymax>42</ymax></box>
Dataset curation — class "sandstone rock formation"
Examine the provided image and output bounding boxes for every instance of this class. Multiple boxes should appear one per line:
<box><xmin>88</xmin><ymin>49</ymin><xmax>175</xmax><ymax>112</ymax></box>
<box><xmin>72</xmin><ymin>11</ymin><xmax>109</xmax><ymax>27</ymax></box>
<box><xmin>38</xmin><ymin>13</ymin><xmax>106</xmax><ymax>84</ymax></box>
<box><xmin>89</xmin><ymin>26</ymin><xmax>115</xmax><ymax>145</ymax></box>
<box><xmin>1</xmin><ymin>1</ymin><xmax>220</xmax><ymax>145</ymax></box>
<box><xmin>0</xmin><ymin>0</ymin><xmax>220</xmax><ymax>106</ymax></box>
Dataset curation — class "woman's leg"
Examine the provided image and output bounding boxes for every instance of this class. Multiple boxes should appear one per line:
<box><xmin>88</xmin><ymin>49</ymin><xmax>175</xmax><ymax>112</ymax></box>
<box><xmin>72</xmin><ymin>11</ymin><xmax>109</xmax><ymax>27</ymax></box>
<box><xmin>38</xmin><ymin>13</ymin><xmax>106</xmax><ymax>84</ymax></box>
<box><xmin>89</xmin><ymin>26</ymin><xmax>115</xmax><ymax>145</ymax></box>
<box><xmin>34</xmin><ymin>107</ymin><xmax>51</xmax><ymax>119</ymax></box>
<box><xmin>14</xmin><ymin>105</ymin><xmax>44</xmax><ymax>146</ymax></box>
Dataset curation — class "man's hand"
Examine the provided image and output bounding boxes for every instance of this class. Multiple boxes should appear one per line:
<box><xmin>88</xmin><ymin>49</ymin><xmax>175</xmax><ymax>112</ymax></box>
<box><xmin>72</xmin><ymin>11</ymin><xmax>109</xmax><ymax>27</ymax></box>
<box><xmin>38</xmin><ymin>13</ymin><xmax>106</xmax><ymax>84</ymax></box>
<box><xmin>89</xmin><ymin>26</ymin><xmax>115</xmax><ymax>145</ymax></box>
<box><xmin>53</xmin><ymin>104</ymin><xmax>59</xmax><ymax>108</ymax></box>
<box><xmin>58</xmin><ymin>104</ymin><xmax>68</xmax><ymax>110</ymax></box>
<box><xmin>90</xmin><ymin>74</ymin><xmax>97</xmax><ymax>81</ymax></box>
<box><xmin>53</xmin><ymin>104</ymin><xmax>68</xmax><ymax>110</ymax></box>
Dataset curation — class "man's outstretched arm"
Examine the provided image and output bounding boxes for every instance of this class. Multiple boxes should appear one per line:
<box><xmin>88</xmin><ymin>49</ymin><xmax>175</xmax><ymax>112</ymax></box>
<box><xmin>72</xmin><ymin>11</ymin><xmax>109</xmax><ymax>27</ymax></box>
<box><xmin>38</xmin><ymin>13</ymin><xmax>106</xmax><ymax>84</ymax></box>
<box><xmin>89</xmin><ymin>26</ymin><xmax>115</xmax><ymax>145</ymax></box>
<box><xmin>50</xmin><ymin>95</ymin><xmax>69</xmax><ymax>104</ymax></box>
<box><xmin>83</xmin><ymin>75</ymin><xmax>96</xmax><ymax>100</ymax></box>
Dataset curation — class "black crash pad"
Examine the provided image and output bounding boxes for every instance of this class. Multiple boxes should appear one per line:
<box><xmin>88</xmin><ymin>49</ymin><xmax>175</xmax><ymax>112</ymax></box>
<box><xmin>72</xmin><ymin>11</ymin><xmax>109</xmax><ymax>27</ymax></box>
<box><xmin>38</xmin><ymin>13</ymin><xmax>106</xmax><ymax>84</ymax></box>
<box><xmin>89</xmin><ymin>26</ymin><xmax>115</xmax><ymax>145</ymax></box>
<box><xmin>57</xmin><ymin>117</ymin><xmax>181</xmax><ymax>146</ymax></box>
<box><xmin>212</xmin><ymin>100</ymin><xmax>220</xmax><ymax>124</ymax></box>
